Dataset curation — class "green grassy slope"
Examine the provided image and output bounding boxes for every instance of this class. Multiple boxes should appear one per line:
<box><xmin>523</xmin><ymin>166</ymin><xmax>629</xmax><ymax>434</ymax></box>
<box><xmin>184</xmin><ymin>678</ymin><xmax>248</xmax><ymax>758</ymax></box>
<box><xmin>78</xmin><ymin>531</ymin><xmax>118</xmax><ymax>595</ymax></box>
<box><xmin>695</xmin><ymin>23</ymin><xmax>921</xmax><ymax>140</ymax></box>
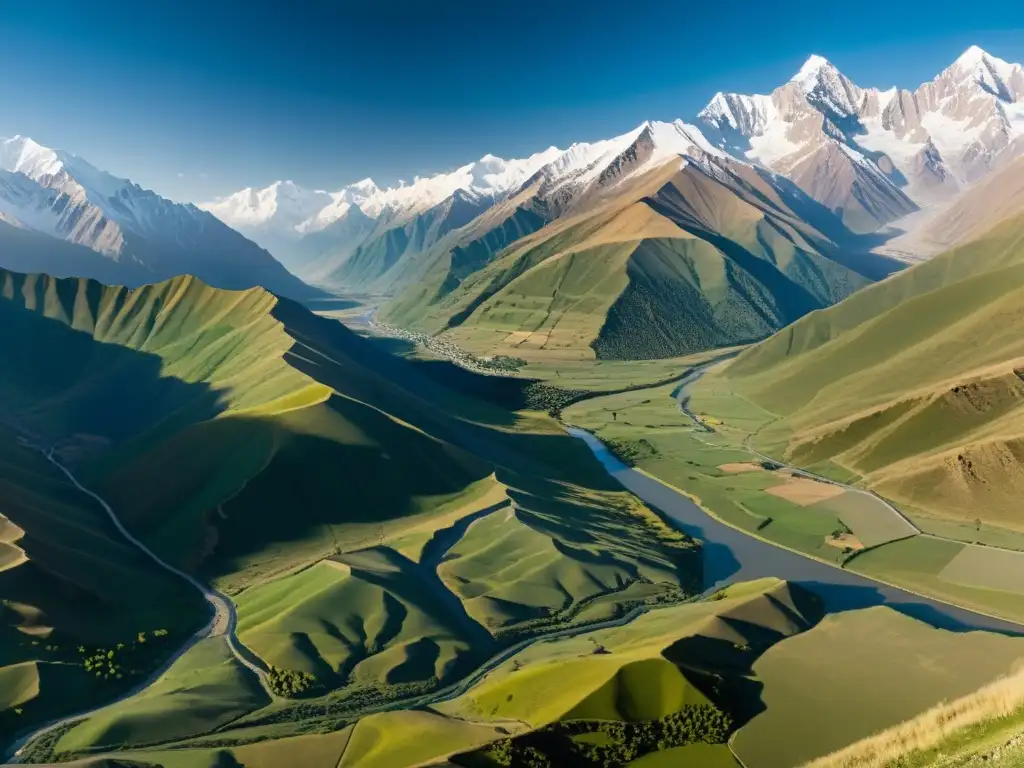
<box><xmin>97</xmin><ymin>579</ymin><xmax>812</xmax><ymax>768</ymax></box>
<box><xmin>441</xmin><ymin>579</ymin><xmax>820</xmax><ymax>766</ymax></box>
<box><xmin>0</xmin><ymin>420</ymin><xmax>205</xmax><ymax>742</ymax></box>
<box><xmin>0</xmin><ymin>266</ymin><xmax>702</xmax><ymax>758</ymax></box>
<box><xmin>320</xmin><ymin>190</ymin><xmax>496</xmax><ymax>292</ymax></box>
<box><xmin>709</xmin><ymin>211</ymin><xmax>1024</xmax><ymax>528</ymax></box>
<box><xmin>55</xmin><ymin>638</ymin><xmax>269</xmax><ymax>755</ymax></box>
<box><xmin>383</xmin><ymin>159</ymin><xmax>900</xmax><ymax>362</ymax></box>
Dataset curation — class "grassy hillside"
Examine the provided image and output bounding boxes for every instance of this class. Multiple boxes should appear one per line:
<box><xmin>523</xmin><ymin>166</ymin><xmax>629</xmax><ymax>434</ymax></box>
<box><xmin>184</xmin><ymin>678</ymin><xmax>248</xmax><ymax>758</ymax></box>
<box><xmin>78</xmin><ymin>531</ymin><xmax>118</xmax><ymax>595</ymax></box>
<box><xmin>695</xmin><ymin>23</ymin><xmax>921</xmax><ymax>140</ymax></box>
<box><xmin>382</xmin><ymin>158</ymin><xmax>900</xmax><ymax>362</ymax></box>
<box><xmin>0</xmin><ymin>266</ymin><xmax>702</xmax><ymax>755</ymax></box>
<box><xmin>733</xmin><ymin>607</ymin><xmax>1024</xmax><ymax>768</ymax></box>
<box><xmin>51</xmin><ymin>579</ymin><xmax>817</xmax><ymax>768</ymax></box>
<box><xmin>0</xmin><ymin>421</ymin><xmax>205</xmax><ymax>743</ymax></box>
<box><xmin>805</xmin><ymin>664</ymin><xmax>1024</xmax><ymax>768</ymax></box>
<box><xmin>707</xmin><ymin>211</ymin><xmax>1024</xmax><ymax>530</ymax></box>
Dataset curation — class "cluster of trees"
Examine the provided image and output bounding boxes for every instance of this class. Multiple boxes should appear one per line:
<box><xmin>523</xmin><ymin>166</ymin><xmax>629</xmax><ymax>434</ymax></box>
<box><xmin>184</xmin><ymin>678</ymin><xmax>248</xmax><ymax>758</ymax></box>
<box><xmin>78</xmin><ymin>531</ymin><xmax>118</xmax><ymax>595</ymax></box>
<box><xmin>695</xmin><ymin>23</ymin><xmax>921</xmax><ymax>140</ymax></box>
<box><xmin>244</xmin><ymin>676</ymin><xmax>443</xmax><ymax>728</ymax></box>
<box><xmin>522</xmin><ymin>382</ymin><xmax>590</xmax><ymax>415</ymax></box>
<box><xmin>831</xmin><ymin>522</ymin><xmax>854</xmax><ymax>539</ymax></box>
<box><xmin>266</xmin><ymin>667</ymin><xmax>322</xmax><ymax>698</ymax></box>
<box><xmin>602</xmin><ymin>437</ymin><xmax>658</xmax><ymax>468</ymax></box>
<box><xmin>622</xmin><ymin>502</ymin><xmax>693</xmax><ymax>549</ymax></box>
<box><xmin>76</xmin><ymin>629</ymin><xmax>171</xmax><ymax>683</ymax></box>
<box><xmin>479</xmin><ymin>355</ymin><xmax>528</xmax><ymax>372</ymax></box>
<box><xmin>7</xmin><ymin>718</ymin><xmax>81</xmax><ymax>763</ymax></box>
<box><xmin>463</xmin><ymin>704</ymin><xmax>733</xmax><ymax>767</ymax></box>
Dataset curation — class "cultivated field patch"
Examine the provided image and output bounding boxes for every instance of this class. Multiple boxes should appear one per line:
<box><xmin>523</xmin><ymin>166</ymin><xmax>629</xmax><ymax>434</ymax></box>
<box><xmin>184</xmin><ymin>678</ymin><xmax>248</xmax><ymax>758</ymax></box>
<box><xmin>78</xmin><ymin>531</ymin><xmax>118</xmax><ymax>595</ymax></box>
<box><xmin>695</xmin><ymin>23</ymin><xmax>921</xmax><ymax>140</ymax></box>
<box><xmin>765</xmin><ymin>476</ymin><xmax>846</xmax><ymax>506</ymax></box>
<box><xmin>717</xmin><ymin>462</ymin><xmax>763</xmax><ymax>474</ymax></box>
<box><xmin>813</xmin><ymin>491</ymin><xmax>918</xmax><ymax>548</ymax></box>
<box><xmin>939</xmin><ymin>544</ymin><xmax>1024</xmax><ymax>594</ymax></box>
<box><xmin>825</xmin><ymin>533</ymin><xmax>864</xmax><ymax>551</ymax></box>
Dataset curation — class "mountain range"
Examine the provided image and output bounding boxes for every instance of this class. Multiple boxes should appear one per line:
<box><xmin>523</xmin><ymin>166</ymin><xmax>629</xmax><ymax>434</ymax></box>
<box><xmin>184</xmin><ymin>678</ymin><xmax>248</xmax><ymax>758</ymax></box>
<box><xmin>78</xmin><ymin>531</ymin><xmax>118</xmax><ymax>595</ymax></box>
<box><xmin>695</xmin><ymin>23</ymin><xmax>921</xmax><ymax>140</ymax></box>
<box><xmin>204</xmin><ymin>46</ymin><xmax>1024</xmax><ymax>275</ymax></box>
<box><xmin>5</xmin><ymin>37</ymin><xmax>1024</xmax><ymax>768</ymax></box>
<box><xmin>0</xmin><ymin>136</ymin><xmax>317</xmax><ymax>300</ymax></box>
<box><xmin>700</xmin><ymin>46</ymin><xmax>1024</xmax><ymax>231</ymax></box>
<box><xmin>191</xmin><ymin>46</ymin><xmax>1024</xmax><ymax>360</ymax></box>
<box><xmin>4</xmin><ymin>46</ymin><xmax>1021</xmax><ymax>361</ymax></box>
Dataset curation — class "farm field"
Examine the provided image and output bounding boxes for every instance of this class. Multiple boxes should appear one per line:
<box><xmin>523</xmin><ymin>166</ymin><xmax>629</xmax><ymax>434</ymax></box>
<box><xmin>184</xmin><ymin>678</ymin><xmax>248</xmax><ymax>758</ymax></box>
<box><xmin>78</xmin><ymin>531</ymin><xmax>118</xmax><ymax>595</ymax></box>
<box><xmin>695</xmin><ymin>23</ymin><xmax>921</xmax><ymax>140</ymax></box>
<box><xmin>847</xmin><ymin>537</ymin><xmax>1024</xmax><ymax>622</ymax></box>
<box><xmin>565</xmin><ymin>383</ymin><xmax>900</xmax><ymax>561</ymax></box>
<box><xmin>564</xmin><ymin>371</ymin><xmax>1024</xmax><ymax>624</ymax></box>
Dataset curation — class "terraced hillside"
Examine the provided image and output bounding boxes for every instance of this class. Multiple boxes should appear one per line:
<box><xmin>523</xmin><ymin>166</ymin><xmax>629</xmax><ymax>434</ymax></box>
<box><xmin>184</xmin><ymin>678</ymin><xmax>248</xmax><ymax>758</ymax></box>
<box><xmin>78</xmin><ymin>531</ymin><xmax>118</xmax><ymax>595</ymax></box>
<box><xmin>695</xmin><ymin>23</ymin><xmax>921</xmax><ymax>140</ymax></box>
<box><xmin>382</xmin><ymin>155</ymin><xmax>901</xmax><ymax>362</ymax></box>
<box><xmin>702</xmin><ymin>210</ymin><xmax>1024</xmax><ymax>531</ymax></box>
<box><xmin>0</xmin><ymin>267</ymin><xmax>700</xmax><ymax>751</ymax></box>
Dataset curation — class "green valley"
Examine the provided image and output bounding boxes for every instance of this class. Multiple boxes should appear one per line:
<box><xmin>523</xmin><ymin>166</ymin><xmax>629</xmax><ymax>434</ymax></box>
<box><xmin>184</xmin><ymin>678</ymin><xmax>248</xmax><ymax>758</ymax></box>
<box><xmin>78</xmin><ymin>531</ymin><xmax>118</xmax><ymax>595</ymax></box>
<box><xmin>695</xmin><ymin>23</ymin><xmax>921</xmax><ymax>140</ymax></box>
<box><xmin>0</xmin><ymin>268</ymin><xmax>702</xmax><ymax>763</ymax></box>
<box><xmin>6</xmin><ymin>27</ymin><xmax>1024</xmax><ymax>768</ymax></box>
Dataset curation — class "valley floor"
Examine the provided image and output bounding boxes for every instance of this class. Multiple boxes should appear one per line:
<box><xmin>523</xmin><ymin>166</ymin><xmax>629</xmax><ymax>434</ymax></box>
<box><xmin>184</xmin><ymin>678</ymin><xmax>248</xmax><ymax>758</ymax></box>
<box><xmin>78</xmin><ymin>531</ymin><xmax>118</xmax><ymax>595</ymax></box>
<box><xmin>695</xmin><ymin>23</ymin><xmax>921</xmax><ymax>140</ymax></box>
<box><xmin>10</xmin><ymin>306</ymin><xmax>1024</xmax><ymax>768</ymax></box>
<box><xmin>563</xmin><ymin>363</ymin><xmax>1024</xmax><ymax>626</ymax></box>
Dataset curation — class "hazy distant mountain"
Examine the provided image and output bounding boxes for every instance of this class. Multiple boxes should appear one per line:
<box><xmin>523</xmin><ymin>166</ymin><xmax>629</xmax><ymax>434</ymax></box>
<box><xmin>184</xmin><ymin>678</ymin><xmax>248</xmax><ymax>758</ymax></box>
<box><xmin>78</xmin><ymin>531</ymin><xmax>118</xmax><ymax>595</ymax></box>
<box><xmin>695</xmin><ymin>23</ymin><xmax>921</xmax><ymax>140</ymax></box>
<box><xmin>698</xmin><ymin>47</ymin><xmax>1024</xmax><ymax>230</ymax></box>
<box><xmin>876</xmin><ymin>155</ymin><xmax>1024</xmax><ymax>259</ymax></box>
<box><xmin>0</xmin><ymin>136</ymin><xmax>318</xmax><ymax>299</ymax></box>
<box><xmin>200</xmin><ymin>149</ymin><xmax>562</xmax><ymax>282</ymax></box>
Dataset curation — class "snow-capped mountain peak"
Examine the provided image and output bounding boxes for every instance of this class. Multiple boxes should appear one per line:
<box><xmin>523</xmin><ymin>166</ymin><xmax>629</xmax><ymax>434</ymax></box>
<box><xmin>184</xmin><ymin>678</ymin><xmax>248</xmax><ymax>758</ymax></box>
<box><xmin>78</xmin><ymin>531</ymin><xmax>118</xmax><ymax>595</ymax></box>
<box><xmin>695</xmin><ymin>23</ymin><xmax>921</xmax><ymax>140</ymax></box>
<box><xmin>348</xmin><ymin>178</ymin><xmax>379</xmax><ymax>195</ymax></box>
<box><xmin>203</xmin><ymin>180</ymin><xmax>332</xmax><ymax>233</ymax></box>
<box><xmin>211</xmin><ymin>144</ymin><xmax>567</xmax><ymax>240</ymax></box>
<box><xmin>0</xmin><ymin>134</ymin><xmax>208</xmax><ymax>246</ymax></box>
<box><xmin>789</xmin><ymin>55</ymin><xmax>863</xmax><ymax>117</ymax></box>
<box><xmin>945</xmin><ymin>45</ymin><xmax>1024</xmax><ymax>100</ymax></box>
<box><xmin>0</xmin><ymin>134</ymin><xmax>316</xmax><ymax>300</ymax></box>
<box><xmin>0</xmin><ymin>135</ymin><xmax>64</xmax><ymax>179</ymax></box>
<box><xmin>790</xmin><ymin>54</ymin><xmax>833</xmax><ymax>90</ymax></box>
<box><xmin>694</xmin><ymin>44</ymin><xmax>1024</xmax><ymax>229</ymax></box>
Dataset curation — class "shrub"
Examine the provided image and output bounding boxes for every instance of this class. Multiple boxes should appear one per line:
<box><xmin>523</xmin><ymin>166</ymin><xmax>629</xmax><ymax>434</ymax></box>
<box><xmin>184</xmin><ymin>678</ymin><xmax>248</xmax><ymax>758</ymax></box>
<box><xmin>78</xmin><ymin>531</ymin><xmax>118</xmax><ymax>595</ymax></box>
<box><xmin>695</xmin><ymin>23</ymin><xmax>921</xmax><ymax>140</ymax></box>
<box><xmin>456</xmin><ymin>703</ymin><xmax>733</xmax><ymax>767</ymax></box>
<box><xmin>266</xmin><ymin>667</ymin><xmax>322</xmax><ymax>698</ymax></box>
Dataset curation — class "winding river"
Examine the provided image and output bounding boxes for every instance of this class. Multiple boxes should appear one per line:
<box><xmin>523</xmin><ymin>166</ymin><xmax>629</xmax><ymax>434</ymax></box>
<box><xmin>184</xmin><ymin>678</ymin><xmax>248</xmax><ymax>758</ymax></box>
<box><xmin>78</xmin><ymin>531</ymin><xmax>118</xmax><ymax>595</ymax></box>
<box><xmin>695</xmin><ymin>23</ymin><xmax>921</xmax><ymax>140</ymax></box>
<box><xmin>568</xmin><ymin>426</ymin><xmax>1024</xmax><ymax>635</ymax></box>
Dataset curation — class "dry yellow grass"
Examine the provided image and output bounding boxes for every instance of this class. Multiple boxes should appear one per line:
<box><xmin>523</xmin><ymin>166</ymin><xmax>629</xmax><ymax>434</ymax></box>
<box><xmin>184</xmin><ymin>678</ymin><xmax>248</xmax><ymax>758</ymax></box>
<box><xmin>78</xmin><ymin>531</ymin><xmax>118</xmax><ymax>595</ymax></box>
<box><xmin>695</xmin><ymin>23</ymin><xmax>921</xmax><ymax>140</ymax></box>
<box><xmin>765</xmin><ymin>477</ymin><xmax>846</xmax><ymax>506</ymax></box>
<box><xmin>825</xmin><ymin>533</ymin><xmax>864</xmax><ymax>551</ymax></box>
<box><xmin>804</xmin><ymin>666</ymin><xmax>1024</xmax><ymax>768</ymax></box>
<box><xmin>717</xmin><ymin>462</ymin><xmax>764</xmax><ymax>474</ymax></box>
<box><xmin>570</xmin><ymin>201</ymin><xmax>691</xmax><ymax>250</ymax></box>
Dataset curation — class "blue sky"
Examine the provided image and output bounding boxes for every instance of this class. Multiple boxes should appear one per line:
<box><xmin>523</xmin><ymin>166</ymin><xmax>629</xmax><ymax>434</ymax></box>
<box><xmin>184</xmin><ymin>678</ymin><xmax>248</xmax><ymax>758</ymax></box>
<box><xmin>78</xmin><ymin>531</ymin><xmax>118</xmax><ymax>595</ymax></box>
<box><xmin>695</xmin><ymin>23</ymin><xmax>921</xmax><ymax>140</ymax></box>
<box><xmin>1</xmin><ymin>0</ymin><xmax>1021</xmax><ymax>202</ymax></box>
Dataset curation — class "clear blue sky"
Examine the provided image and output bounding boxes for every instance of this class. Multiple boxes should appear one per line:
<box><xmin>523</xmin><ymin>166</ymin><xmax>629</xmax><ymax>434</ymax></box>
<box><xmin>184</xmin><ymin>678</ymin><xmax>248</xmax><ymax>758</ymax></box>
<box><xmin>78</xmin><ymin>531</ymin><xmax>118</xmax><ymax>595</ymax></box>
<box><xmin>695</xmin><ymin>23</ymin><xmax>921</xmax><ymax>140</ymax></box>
<box><xmin>1</xmin><ymin>0</ymin><xmax>1021</xmax><ymax>202</ymax></box>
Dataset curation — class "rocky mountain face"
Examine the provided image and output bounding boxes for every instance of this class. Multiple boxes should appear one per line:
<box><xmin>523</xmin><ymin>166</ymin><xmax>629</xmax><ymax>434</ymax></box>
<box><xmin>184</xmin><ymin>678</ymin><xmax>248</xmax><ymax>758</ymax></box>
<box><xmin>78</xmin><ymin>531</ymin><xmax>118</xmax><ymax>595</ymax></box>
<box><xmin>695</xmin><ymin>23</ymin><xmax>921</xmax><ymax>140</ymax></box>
<box><xmin>0</xmin><ymin>136</ymin><xmax>318</xmax><ymax>299</ymax></box>
<box><xmin>698</xmin><ymin>48</ymin><xmax>1024</xmax><ymax>232</ymax></box>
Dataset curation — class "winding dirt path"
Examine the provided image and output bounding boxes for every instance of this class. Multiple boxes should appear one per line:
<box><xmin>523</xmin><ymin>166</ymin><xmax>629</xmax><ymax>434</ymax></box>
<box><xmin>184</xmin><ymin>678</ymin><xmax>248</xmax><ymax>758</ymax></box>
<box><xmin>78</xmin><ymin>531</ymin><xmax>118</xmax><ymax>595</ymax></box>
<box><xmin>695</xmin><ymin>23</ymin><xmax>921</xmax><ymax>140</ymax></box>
<box><xmin>4</xmin><ymin>445</ymin><xmax>272</xmax><ymax>763</ymax></box>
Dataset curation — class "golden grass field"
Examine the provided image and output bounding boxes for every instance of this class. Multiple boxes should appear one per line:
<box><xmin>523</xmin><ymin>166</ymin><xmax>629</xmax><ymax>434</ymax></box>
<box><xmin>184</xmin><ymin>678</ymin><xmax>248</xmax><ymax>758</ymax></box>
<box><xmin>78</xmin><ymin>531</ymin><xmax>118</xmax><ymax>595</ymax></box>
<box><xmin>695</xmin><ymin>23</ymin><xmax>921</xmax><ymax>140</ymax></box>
<box><xmin>805</xmin><ymin>665</ymin><xmax>1024</xmax><ymax>768</ymax></box>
